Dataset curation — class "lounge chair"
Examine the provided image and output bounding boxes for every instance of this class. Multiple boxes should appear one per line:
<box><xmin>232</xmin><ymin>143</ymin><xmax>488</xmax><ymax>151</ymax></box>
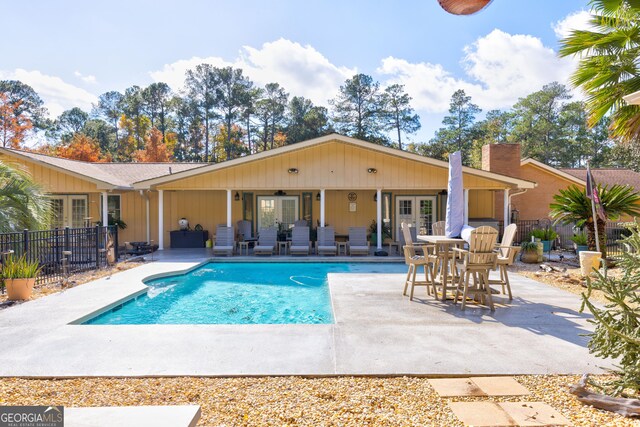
<box><xmin>317</xmin><ymin>227</ymin><xmax>337</xmax><ymax>256</ymax></box>
<box><xmin>293</xmin><ymin>219</ymin><xmax>309</xmax><ymax>227</ymax></box>
<box><xmin>213</xmin><ymin>225</ymin><xmax>235</xmax><ymax>256</ymax></box>
<box><xmin>253</xmin><ymin>227</ymin><xmax>277</xmax><ymax>255</ymax></box>
<box><xmin>290</xmin><ymin>226</ymin><xmax>311</xmax><ymax>256</ymax></box>
<box><xmin>348</xmin><ymin>227</ymin><xmax>370</xmax><ymax>256</ymax></box>
<box><xmin>237</xmin><ymin>220</ymin><xmax>258</xmax><ymax>246</ymax></box>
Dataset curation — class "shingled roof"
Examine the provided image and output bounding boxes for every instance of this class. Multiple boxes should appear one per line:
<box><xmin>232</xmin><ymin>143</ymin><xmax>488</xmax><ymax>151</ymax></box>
<box><xmin>0</xmin><ymin>148</ymin><xmax>207</xmax><ymax>188</ymax></box>
<box><xmin>560</xmin><ymin>168</ymin><xmax>640</xmax><ymax>191</ymax></box>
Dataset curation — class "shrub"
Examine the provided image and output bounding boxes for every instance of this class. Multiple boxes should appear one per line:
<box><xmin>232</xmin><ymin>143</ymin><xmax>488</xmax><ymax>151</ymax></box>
<box><xmin>571</xmin><ymin>233</ymin><xmax>588</xmax><ymax>245</ymax></box>
<box><xmin>529</xmin><ymin>228</ymin><xmax>558</xmax><ymax>241</ymax></box>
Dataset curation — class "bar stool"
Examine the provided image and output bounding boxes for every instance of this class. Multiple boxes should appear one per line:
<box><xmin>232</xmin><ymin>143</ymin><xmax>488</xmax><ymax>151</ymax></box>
<box><xmin>403</xmin><ymin>245</ymin><xmax>436</xmax><ymax>301</ymax></box>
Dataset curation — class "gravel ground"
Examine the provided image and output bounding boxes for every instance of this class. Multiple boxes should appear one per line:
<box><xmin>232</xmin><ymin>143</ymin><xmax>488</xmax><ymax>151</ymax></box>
<box><xmin>0</xmin><ymin>376</ymin><xmax>637</xmax><ymax>426</ymax></box>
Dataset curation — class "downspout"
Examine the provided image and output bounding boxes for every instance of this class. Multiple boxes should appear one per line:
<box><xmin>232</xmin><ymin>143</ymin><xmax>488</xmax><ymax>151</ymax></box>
<box><xmin>507</xmin><ymin>188</ymin><xmax>528</xmax><ymax>223</ymax></box>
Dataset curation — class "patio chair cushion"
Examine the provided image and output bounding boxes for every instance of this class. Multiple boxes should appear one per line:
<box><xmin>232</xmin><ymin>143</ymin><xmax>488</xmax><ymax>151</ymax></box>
<box><xmin>254</xmin><ymin>245</ymin><xmax>275</xmax><ymax>254</ymax></box>
<box><xmin>350</xmin><ymin>245</ymin><xmax>369</xmax><ymax>254</ymax></box>
<box><xmin>317</xmin><ymin>245</ymin><xmax>337</xmax><ymax>254</ymax></box>
<box><xmin>290</xmin><ymin>245</ymin><xmax>310</xmax><ymax>255</ymax></box>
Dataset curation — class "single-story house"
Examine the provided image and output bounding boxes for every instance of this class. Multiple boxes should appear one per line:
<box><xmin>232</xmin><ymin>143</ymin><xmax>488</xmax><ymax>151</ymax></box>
<box><xmin>481</xmin><ymin>143</ymin><xmax>640</xmax><ymax>222</ymax></box>
<box><xmin>0</xmin><ymin>134</ymin><xmax>536</xmax><ymax>249</ymax></box>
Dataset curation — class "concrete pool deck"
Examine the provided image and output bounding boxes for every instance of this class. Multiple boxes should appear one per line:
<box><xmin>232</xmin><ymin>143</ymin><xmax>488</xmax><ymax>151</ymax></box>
<box><xmin>0</xmin><ymin>249</ymin><xmax>609</xmax><ymax>377</ymax></box>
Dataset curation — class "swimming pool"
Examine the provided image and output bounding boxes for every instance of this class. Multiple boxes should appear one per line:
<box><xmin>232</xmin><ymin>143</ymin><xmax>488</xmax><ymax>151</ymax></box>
<box><xmin>84</xmin><ymin>262</ymin><xmax>406</xmax><ymax>325</ymax></box>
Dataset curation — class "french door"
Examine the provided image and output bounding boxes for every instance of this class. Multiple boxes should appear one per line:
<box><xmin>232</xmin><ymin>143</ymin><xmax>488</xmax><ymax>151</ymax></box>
<box><xmin>50</xmin><ymin>195</ymin><xmax>88</xmax><ymax>228</ymax></box>
<box><xmin>396</xmin><ymin>196</ymin><xmax>436</xmax><ymax>236</ymax></box>
<box><xmin>256</xmin><ymin>196</ymin><xmax>299</xmax><ymax>230</ymax></box>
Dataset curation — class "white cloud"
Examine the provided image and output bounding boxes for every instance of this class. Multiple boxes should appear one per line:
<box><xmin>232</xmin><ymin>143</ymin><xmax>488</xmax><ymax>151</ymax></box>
<box><xmin>74</xmin><ymin>71</ymin><xmax>97</xmax><ymax>84</ymax></box>
<box><xmin>0</xmin><ymin>68</ymin><xmax>97</xmax><ymax>117</ymax></box>
<box><xmin>150</xmin><ymin>38</ymin><xmax>356</xmax><ymax>106</ymax></box>
<box><xmin>379</xmin><ymin>29</ymin><xmax>578</xmax><ymax>113</ymax></box>
<box><xmin>553</xmin><ymin>10</ymin><xmax>592</xmax><ymax>39</ymax></box>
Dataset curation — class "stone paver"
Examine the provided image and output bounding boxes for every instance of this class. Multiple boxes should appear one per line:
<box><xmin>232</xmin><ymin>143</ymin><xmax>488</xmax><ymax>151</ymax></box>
<box><xmin>499</xmin><ymin>402</ymin><xmax>571</xmax><ymax>426</ymax></box>
<box><xmin>449</xmin><ymin>402</ymin><xmax>517</xmax><ymax>426</ymax></box>
<box><xmin>470</xmin><ymin>377</ymin><xmax>531</xmax><ymax>396</ymax></box>
<box><xmin>65</xmin><ymin>405</ymin><xmax>201</xmax><ymax>427</ymax></box>
<box><xmin>428</xmin><ymin>378</ymin><xmax>486</xmax><ymax>397</ymax></box>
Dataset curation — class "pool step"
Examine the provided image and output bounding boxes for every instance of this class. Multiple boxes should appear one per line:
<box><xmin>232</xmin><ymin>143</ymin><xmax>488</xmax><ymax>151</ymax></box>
<box><xmin>65</xmin><ymin>405</ymin><xmax>201</xmax><ymax>427</ymax></box>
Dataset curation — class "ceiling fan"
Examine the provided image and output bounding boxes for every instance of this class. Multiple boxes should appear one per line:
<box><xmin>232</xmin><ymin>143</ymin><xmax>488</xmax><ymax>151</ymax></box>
<box><xmin>438</xmin><ymin>0</ymin><xmax>493</xmax><ymax>15</ymax></box>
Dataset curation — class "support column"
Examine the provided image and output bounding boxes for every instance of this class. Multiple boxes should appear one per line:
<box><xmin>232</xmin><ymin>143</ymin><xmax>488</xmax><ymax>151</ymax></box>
<box><xmin>503</xmin><ymin>189</ymin><xmax>510</xmax><ymax>227</ymax></box>
<box><xmin>101</xmin><ymin>191</ymin><xmax>108</xmax><ymax>227</ymax></box>
<box><xmin>320</xmin><ymin>189</ymin><xmax>325</xmax><ymax>227</ymax></box>
<box><xmin>226</xmin><ymin>190</ymin><xmax>232</xmax><ymax>227</ymax></box>
<box><xmin>376</xmin><ymin>189</ymin><xmax>382</xmax><ymax>250</ymax></box>
<box><xmin>145</xmin><ymin>191</ymin><xmax>150</xmax><ymax>243</ymax></box>
<box><xmin>158</xmin><ymin>189</ymin><xmax>164</xmax><ymax>250</ymax></box>
<box><xmin>463</xmin><ymin>189</ymin><xmax>469</xmax><ymax>225</ymax></box>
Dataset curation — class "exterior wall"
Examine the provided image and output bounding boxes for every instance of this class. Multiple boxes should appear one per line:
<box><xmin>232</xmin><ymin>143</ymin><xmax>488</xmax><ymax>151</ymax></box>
<box><xmin>469</xmin><ymin>190</ymin><xmax>495</xmax><ymax>219</ymax></box>
<box><xmin>512</xmin><ymin>163</ymin><xmax>579</xmax><ymax>220</ymax></box>
<box><xmin>481</xmin><ymin>144</ymin><xmax>522</xmax><ymax>222</ymax></box>
<box><xmin>157</xmin><ymin>140</ymin><xmax>510</xmax><ymax>191</ymax></box>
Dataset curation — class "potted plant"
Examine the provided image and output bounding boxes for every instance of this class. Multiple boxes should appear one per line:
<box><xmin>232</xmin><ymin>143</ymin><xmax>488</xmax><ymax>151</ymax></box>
<box><xmin>529</xmin><ymin>228</ymin><xmax>558</xmax><ymax>252</ymax></box>
<box><xmin>520</xmin><ymin>241</ymin><xmax>539</xmax><ymax>263</ymax></box>
<box><xmin>369</xmin><ymin>220</ymin><xmax>391</xmax><ymax>246</ymax></box>
<box><xmin>571</xmin><ymin>233</ymin><xmax>588</xmax><ymax>254</ymax></box>
<box><xmin>2</xmin><ymin>254</ymin><xmax>41</xmax><ymax>301</ymax></box>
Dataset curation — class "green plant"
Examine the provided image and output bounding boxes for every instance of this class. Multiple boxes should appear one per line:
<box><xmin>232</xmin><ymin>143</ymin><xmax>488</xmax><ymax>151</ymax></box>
<box><xmin>571</xmin><ymin>233</ymin><xmax>588</xmax><ymax>245</ymax></box>
<box><xmin>520</xmin><ymin>241</ymin><xmax>538</xmax><ymax>252</ymax></box>
<box><xmin>97</xmin><ymin>217</ymin><xmax>127</xmax><ymax>230</ymax></box>
<box><xmin>550</xmin><ymin>184</ymin><xmax>640</xmax><ymax>259</ymax></box>
<box><xmin>529</xmin><ymin>228</ymin><xmax>558</xmax><ymax>241</ymax></box>
<box><xmin>369</xmin><ymin>220</ymin><xmax>391</xmax><ymax>238</ymax></box>
<box><xmin>1</xmin><ymin>254</ymin><xmax>42</xmax><ymax>279</ymax></box>
<box><xmin>580</xmin><ymin>220</ymin><xmax>640</xmax><ymax>397</ymax></box>
<box><xmin>0</xmin><ymin>160</ymin><xmax>52</xmax><ymax>233</ymax></box>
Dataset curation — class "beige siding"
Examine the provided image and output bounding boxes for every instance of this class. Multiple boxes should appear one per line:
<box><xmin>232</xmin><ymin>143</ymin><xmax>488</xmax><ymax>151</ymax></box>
<box><xmin>157</xmin><ymin>141</ymin><xmax>510</xmax><ymax>191</ymax></box>
<box><xmin>469</xmin><ymin>190</ymin><xmax>495</xmax><ymax>219</ymax></box>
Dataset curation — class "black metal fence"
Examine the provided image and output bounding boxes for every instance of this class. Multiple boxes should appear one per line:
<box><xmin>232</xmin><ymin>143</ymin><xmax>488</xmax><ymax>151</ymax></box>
<box><xmin>0</xmin><ymin>226</ymin><xmax>118</xmax><ymax>285</ymax></box>
<box><xmin>498</xmin><ymin>219</ymin><xmax>628</xmax><ymax>257</ymax></box>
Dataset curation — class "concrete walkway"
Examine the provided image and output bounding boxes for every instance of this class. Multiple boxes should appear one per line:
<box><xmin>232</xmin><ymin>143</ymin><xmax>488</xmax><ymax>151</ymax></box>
<box><xmin>0</xmin><ymin>250</ymin><xmax>609</xmax><ymax>377</ymax></box>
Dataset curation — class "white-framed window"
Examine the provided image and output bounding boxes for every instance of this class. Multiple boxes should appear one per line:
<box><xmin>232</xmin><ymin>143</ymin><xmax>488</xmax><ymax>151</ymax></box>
<box><xmin>49</xmin><ymin>195</ymin><xmax>88</xmax><ymax>228</ymax></box>
<box><xmin>100</xmin><ymin>194</ymin><xmax>121</xmax><ymax>224</ymax></box>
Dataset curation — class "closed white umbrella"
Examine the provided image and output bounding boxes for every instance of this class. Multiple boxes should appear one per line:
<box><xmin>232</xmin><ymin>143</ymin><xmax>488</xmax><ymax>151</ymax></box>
<box><xmin>445</xmin><ymin>151</ymin><xmax>464</xmax><ymax>238</ymax></box>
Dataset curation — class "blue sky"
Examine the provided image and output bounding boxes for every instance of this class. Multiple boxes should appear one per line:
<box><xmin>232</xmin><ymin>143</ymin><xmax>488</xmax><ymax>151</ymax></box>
<box><xmin>1</xmin><ymin>0</ymin><xmax>590</xmax><ymax>142</ymax></box>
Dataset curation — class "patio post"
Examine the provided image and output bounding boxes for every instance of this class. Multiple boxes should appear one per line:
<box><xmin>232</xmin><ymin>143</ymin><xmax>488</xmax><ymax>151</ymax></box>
<box><xmin>503</xmin><ymin>189</ymin><xmax>510</xmax><ymax>226</ymax></box>
<box><xmin>158</xmin><ymin>189</ymin><xmax>164</xmax><ymax>250</ymax></box>
<box><xmin>320</xmin><ymin>189</ymin><xmax>325</xmax><ymax>227</ymax></box>
<box><xmin>463</xmin><ymin>189</ymin><xmax>469</xmax><ymax>225</ymax></box>
<box><xmin>226</xmin><ymin>189</ymin><xmax>232</xmax><ymax>227</ymax></box>
<box><xmin>145</xmin><ymin>191</ymin><xmax>150</xmax><ymax>243</ymax></box>
<box><xmin>376</xmin><ymin>189</ymin><xmax>382</xmax><ymax>250</ymax></box>
<box><xmin>101</xmin><ymin>191</ymin><xmax>108</xmax><ymax>228</ymax></box>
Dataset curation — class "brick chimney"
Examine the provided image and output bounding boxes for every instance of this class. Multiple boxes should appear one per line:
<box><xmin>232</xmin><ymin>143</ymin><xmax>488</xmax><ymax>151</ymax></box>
<box><xmin>481</xmin><ymin>143</ymin><xmax>521</xmax><ymax>178</ymax></box>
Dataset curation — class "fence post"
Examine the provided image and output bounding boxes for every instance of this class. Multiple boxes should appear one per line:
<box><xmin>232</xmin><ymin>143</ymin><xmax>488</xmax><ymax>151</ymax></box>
<box><xmin>113</xmin><ymin>225</ymin><xmax>119</xmax><ymax>262</ymax></box>
<box><xmin>23</xmin><ymin>229</ymin><xmax>29</xmax><ymax>258</ymax></box>
<box><xmin>64</xmin><ymin>227</ymin><xmax>70</xmax><ymax>252</ymax></box>
<box><xmin>95</xmin><ymin>225</ymin><xmax>100</xmax><ymax>269</ymax></box>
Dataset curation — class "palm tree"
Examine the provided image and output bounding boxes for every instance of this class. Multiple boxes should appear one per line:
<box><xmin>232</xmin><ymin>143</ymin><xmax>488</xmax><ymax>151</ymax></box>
<box><xmin>0</xmin><ymin>160</ymin><xmax>51</xmax><ymax>233</ymax></box>
<box><xmin>550</xmin><ymin>184</ymin><xmax>640</xmax><ymax>259</ymax></box>
<box><xmin>559</xmin><ymin>0</ymin><xmax>640</xmax><ymax>141</ymax></box>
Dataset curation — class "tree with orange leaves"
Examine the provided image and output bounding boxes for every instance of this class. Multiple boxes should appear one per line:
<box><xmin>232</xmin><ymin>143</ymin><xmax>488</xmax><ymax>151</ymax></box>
<box><xmin>57</xmin><ymin>133</ymin><xmax>106</xmax><ymax>162</ymax></box>
<box><xmin>0</xmin><ymin>93</ymin><xmax>33</xmax><ymax>148</ymax></box>
<box><xmin>135</xmin><ymin>127</ymin><xmax>172</xmax><ymax>162</ymax></box>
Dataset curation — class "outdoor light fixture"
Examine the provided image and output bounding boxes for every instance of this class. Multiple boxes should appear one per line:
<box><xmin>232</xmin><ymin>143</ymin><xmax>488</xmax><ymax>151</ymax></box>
<box><xmin>373</xmin><ymin>193</ymin><xmax>377</xmax><ymax>202</ymax></box>
<box><xmin>234</xmin><ymin>192</ymin><xmax>240</xmax><ymax>201</ymax></box>
<box><xmin>287</xmin><ymin>168</ymin><xmax>299</xmax><ymax>174</ymax></box>
<box><xmin>274</xmin><ymin>190</ymin><xmax>287</xmax><ymax>196</ymax></box>
<box><xmin>316</xmin><ymin>192</ymin><xmax>321</xmax><ymax>201</ymax></box>
<box><xmin>367</xmin><ymin>168</ymin><xmax>377</xmax><ymax>174</ymax></box>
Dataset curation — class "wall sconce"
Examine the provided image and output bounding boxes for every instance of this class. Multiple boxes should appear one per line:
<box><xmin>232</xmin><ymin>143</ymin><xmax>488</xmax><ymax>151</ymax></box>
<box><xmin>316</xmin><ymin>192</ymin><xmax>321</xmax><ymax>201</ymax></box>
<box><xmin>373</xmin><ymin>193</ymin><xmax>378</xmax><ymax>202</ymax></box>
<box><xmin>367</xmin><ymin>168</ymin><xmax>377</xmax><ymax>174</ymax></box>
<box><xmin>288</xmin><ymin>168</ymin><xmax>299</xmax><ymax>174</ymax></box>
<box><xmin>234</xmin><ymin>192</ymin><xmax>240</xmax><ymax>201</ymax></box>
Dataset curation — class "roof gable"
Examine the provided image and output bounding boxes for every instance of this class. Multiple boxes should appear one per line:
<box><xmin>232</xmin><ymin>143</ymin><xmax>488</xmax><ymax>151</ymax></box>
<box><xmin>520</xmin><ymin>158</ymin><xmax>585</xmax><ymax>186</ymax></box>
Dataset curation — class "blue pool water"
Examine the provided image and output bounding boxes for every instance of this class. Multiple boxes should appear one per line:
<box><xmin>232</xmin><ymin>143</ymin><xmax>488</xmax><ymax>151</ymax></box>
<box><xmin>84</xmin><ymin>262</ymin><xmax>406</xmax><ymax>325</ymax></box>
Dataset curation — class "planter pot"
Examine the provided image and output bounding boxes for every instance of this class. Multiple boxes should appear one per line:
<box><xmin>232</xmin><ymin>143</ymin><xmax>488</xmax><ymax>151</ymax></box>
<box><xmin>521</xmin><ymin>250</ymin><xmax>538</xmax><ymax>263</ymax></box>
<box><xmin>541</xmin><ymin>240</ymin><xmax>551</xmax><ymax>252</ymax></box>
<box><xmin>5</xmin><ymin>278</ymin><xmax>36</xmax><ymax>301</ymax></box>
<box><xmin>575</xmin><ymin>245</ymin><xmax>588</xmax><ymax>255</ymax></box>
<box><xmin>370</xmin><ymin>232</ymin><xmax>377</xmax><ymax>246</ymax></box>
<box><xmin>579</xmin><ymin>251</ymin><xmax>602</xmax><ymax>278</ymax></box>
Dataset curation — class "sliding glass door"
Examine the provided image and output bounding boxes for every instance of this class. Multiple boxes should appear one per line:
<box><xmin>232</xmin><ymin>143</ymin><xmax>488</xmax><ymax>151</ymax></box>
<box><xmin>257</xmin><ymin>196</ymin><xmax>299</xmax><ymax>230</ymax></box>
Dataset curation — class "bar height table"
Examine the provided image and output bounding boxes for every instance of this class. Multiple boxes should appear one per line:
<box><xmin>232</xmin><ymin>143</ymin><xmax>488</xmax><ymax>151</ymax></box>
<box><xmin>416</xmin><ymin>235</ymin><xmax>465</xmax><ymax>301</ymax></box>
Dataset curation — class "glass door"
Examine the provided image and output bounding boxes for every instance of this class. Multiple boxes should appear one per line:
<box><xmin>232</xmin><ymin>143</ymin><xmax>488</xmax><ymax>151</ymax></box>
<box><xmin>257</xmin><ymin>196</ymin><xmax>299</xmax><ymax>230</ymax></box>
<box><xmin>49</xmin><ymin>195</ymin><xmax>88</xmax><ymax>228</ymax></box>
<box><xmin>396</xmin><ymin>196</ymin><xmax>436</xmax><ymax>236</ymax></box>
